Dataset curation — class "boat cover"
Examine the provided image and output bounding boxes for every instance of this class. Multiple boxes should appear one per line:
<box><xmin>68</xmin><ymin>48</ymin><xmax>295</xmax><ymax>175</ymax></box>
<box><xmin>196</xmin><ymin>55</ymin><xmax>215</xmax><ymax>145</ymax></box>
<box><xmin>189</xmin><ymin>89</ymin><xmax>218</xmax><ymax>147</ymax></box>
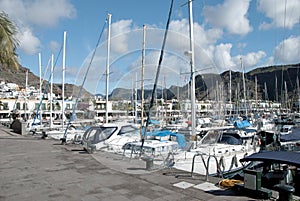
<box><xmin>146</xmin><ymin>130</ymin><xmax>187</xmax><ymax>148</ymax></box>
<box><xmin>240</xmin><ymin>151</ymin><xmax>300</xmax><ymax>166</ymax></box>
<box><xmin>280</xmin><ymin>128</ymin><xmax>300</xmax><ymax>142</ymax></box>
<box><xmin>234</xmin><ymin>120</ymin><xmax>252</xmax><ymax>128</ymax></box>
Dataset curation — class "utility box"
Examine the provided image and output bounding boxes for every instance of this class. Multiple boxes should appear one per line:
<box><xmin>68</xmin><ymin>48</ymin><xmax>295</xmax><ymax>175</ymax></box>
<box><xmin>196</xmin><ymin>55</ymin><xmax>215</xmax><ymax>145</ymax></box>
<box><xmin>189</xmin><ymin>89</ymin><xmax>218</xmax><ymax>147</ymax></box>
<box><xmin>244</xmin><ymin>169</ymin><xmax>262</xmax><ymax>190</ymax></box>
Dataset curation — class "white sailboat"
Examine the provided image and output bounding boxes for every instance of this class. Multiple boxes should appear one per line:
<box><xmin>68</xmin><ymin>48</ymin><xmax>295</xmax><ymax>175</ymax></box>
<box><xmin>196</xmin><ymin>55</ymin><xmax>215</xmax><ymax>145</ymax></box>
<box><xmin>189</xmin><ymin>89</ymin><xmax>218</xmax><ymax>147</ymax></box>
<box><xmin>171</xmin><ymin>0</ymin><xmax>260</xmax><ymax>177</ymax></box>
<box><xmin>45</xmin><ymin>31</ymin><xmax>85</xmax><ymax>142</ymax></box>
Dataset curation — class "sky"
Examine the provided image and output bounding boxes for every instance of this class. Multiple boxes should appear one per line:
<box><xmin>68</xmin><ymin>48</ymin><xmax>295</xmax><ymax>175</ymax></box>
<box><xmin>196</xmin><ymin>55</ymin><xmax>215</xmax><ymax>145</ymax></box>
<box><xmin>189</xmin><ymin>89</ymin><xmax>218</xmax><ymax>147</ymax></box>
<box><xmin>1</xmin><ymin>0</ymin><xmax>300</xmax><ymax>96</ymax></box>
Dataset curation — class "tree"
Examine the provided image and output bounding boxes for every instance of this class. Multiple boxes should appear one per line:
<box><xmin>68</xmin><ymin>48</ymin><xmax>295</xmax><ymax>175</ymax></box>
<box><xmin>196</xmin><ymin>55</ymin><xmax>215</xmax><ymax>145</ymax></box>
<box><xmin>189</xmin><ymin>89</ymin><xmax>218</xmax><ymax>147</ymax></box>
<box><xmin>0</xmin><ymin>12</ymin><xmax>19</xmax><ymax>70</ymax></box>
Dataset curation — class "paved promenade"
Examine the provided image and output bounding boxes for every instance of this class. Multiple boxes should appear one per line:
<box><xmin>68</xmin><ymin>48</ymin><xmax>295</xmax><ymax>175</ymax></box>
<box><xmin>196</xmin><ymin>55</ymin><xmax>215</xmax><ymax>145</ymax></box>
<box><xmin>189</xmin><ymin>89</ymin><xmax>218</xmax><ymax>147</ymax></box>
<box><xmin>0</xmin><ymin>125</ymin><xmax>271</xmax><ymax>201</ymax></box>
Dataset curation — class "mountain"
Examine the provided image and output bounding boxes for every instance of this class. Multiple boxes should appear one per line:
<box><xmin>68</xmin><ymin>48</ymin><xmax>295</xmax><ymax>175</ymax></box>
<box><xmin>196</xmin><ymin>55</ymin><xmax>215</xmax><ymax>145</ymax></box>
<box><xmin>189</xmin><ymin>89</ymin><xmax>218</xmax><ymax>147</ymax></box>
<box><xmin>221</xmin><ymin>63</ymin><xmax>300</xmax><ymax>103</ymax></box>
<box><xmin>2</xmin><ymin>63</ymin><xmax>300</xmax><ymax>103</ymax></box>
<box><xmin>109</xmin><ymin>63</ymin><xmax>300</xmax><ymax>103</ymax></box>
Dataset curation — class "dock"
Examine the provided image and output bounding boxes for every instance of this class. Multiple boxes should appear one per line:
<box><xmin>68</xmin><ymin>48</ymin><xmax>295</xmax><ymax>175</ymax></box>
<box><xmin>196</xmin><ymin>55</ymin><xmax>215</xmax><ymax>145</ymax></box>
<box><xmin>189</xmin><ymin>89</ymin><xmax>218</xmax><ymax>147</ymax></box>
<box><xmin>0</xmin><ymin>125</ymin><xmax>279</xmax><ymax>201</ymax></box>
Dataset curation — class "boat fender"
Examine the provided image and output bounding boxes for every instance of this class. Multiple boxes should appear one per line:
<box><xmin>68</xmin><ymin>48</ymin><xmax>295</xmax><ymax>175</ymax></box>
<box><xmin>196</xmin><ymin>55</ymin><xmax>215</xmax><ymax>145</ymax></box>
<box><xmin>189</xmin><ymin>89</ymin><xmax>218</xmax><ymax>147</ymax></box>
<box><xmin>230</xmin><ymin>155</ymin><xmax>238</xmax><ymax>168</ymax></box>
<box><xmin>219</xmin><ymin>156</ymin><xmax>225</xmax><ymax>170</ymax></box>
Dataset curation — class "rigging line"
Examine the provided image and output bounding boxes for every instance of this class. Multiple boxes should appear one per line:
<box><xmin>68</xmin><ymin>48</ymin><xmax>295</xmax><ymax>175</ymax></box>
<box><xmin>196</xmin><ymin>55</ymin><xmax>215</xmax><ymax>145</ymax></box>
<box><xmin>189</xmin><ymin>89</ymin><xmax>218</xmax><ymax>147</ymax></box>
<box><xmin>41</xmin><ymin>56</ymin><xmax>52</xmax><ymax>85</ymax></box>
<box><xmin>141</xmin><ymin>0</ymin><xmax>174</xmax><ymax>150</ymax></box>
<box><xmin>62</xmin><ymin>17</ymin><xmax>108</xmax><ymax>140</ymax></box>
<box><xmin>32</xmin><ymin>46</ymin><xmax>63</xmax><ymax>126</ymax></box>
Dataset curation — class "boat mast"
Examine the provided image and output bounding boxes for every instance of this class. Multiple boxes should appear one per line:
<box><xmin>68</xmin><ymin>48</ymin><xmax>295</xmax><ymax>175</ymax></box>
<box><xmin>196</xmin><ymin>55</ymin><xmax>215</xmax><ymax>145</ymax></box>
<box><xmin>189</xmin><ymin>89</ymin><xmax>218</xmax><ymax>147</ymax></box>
<box><xmin>135</xmin><ymin>72</ymin><xmax>138</xmax><ymax>123</ymax></box>
<box><xmin>50</xmin><ymin>53</ymin><xmax>54</xmax><ymax>129</ymax></box>
<box><xmin>285</xmin><ymin>81</ymin><xmax>288</xmax><ymax>110</ymax></box>
<box><xmin>38</xmin><ymin>53</ymin><xmax>42</xmax><ymax>125</ymax></box>
<box><xmin>275</xmin><ymin>75</ymin><xmax>278</xmax><ymax>102</ymax></box>
<box><xmin>229</xmin><ymin>69</ymin><xmax>232</xmax><ymax>116</ymax></box>
<box><xmin>188</xmin><ymin>0</ymin><xmax>196</xmax><ymax>137</ymax></box>
<box><xmin>297</xmin><ymin>76</ymin><xmax>300</xmax><ymax>112</ymax></box>
<box><xmin>255</xmin><ymin>76</ymin><xmax>257</xmax><ymax>111</ymax></box>
<box><xmin>241</xmin><ymin>57</ymin><xmax>247</xmax><ymax>116</ymax></box>
<box><xmin>62</xmin><ymin>31</ymin><xmax>66</xmax><ymax>130</ymax></box>
<box><xmin>264</xmin><ymin>82</ymin><xmax>268</xmax><ymax>100</ymax></box>
<box><xmin>38</xmin><ymin>53</ymin><xmax>42</xmax><ymax>97</ymax></box>
<box><xmin>25</xmin><ymin>70</ymin><xmax>28</xmax><ymax>120</ymax></box>
<box><xmin>141</xmin><ymin>25</ymin><xmax>146</xmax><ymax>132</ymax></box>
<box><xmin>105</xmin><ymin>13</ymin><xmax>112</xmax><ymax>124</ymax></box>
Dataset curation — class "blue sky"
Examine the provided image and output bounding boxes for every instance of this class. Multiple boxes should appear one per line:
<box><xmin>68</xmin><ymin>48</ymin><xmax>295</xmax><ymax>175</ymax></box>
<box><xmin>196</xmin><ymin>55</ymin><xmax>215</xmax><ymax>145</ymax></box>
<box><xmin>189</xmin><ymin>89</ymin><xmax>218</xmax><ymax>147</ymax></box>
<box><xmin>1</xmin><ymin>0</ymin><xmax>300</xmax><ymax>95</ymax></box>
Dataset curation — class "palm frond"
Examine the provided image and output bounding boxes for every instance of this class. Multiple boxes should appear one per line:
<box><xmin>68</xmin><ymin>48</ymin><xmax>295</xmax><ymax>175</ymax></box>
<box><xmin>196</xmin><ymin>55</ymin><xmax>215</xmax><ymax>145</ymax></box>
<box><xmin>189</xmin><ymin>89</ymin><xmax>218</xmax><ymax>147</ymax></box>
<box><xmin>0</xmin><ymin>12</ymin><xmax>19</xmax><ymax>70</ymax></box>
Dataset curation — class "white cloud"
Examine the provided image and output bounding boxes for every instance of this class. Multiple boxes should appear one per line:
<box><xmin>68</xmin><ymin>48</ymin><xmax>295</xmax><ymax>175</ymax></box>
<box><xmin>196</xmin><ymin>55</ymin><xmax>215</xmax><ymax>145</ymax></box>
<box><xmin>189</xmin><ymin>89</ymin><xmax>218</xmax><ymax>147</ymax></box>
<box><xmin>17</xmin><ymin>27</ymin><xmax>41</xmax><ymax>55</ymax></box>
<box><xmin>0</xmin><ymin>0</ymin><xmax>76</xmax><ymax>28</ymax></box>
<box><xmin>0</xmin><ymin>0</ymin><xmax>27</xmax><ymax>21</ymax></box>
<box><xmin>110</xmin><ymin>20</ymin><xmax>133</xmax><ymax>54</ymax></box>
<box><xmin>264</xmin><ymin>56</ymin><xmax>276</xmax><ymax>67</ymax></box>
<box><xmin>203</xmin><ymin>0</ymin><xmax>252</xmax><ymax>35</ymax></box>
<box><xmin>274</xmin><ymin>36</ymin><xmax>300</xmax><ymax>63</ymax></box>
<box><xmin>213</xmin><ymin>43</ymin><xmax>235</xmax><ymax>71</ymax></box>
<box><xmin>258</xmin><ymin>0</ymin><xmax>300</xmax><ymax>30</ymax></box>
<box><xmin>168</xmin><ymin>19</ymin><xmax>222</xmax><ymax>51</ymax></box>
<box><xmin>28</xmin><ymin>0</ymin><xmax>76</xmax><ymax>27</ymax></box>
<box><xmin>0</xmin><ymin>0</ymin><xmax>76</xmax><ymax>55</ymax></box>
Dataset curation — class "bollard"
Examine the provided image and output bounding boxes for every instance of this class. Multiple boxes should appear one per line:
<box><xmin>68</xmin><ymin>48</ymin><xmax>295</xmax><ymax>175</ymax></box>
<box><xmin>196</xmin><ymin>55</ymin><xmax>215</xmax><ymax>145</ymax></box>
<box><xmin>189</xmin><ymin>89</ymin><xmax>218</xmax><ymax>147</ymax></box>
<box><xmin>89</xmin><ymin>144</ymin><xmax>96</xmax><ymax>154</ymax></box>
<box><xmin>41</xmin><ymin>131</ymin><xmax>48</xmax><ymax>139</ymax></box>
<box><xmin>274</xmin><ymin>184</ymin><xmax>295</xmax><ymax>201</ymax></box>
<box><xmin>142</xmin><ymin>156</ymin><xmax>154</xmax><ymax>170</ymax></box>
<box><xmin>21</xmin><ymin>122</ymin><xmax>27</xmax><ymax>135</ymax></box>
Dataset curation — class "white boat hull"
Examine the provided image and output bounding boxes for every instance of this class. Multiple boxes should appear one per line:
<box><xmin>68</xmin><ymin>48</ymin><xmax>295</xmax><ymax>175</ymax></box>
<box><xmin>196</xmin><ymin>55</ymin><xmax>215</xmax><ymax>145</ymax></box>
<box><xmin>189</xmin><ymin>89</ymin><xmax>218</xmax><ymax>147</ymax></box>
<box><xmin>173</xmin><ymin>143</ymin><xmax>259</xmax><ymax>176</ymax></box>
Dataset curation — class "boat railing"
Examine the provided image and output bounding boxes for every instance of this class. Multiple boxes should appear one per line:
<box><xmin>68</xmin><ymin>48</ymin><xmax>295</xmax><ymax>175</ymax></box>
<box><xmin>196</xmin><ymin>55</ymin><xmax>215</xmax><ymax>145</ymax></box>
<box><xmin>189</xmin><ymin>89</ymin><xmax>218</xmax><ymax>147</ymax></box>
<box><xmin>190</xmin><ymin>152</ymin><xmax>223</xmax><ymax>181</ymax></box>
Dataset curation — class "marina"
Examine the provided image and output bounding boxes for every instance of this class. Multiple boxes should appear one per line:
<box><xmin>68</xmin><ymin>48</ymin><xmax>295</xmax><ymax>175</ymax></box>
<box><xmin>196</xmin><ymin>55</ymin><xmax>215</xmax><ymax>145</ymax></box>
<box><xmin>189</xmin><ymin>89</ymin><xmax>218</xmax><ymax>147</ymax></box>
<box><xmin>1</xmin><ymin>0</ymin><xmax>300</xmax><ymax>200</ymax></box>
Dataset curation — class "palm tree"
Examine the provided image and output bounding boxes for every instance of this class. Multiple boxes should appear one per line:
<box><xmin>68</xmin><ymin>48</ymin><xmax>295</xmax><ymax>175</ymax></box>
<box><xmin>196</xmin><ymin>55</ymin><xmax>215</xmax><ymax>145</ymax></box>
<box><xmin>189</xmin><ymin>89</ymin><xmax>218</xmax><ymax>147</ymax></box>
<box><xmin>0</xmin><ymin>12</ymin><xmax>19</xmax><ymax>70</ymax></box>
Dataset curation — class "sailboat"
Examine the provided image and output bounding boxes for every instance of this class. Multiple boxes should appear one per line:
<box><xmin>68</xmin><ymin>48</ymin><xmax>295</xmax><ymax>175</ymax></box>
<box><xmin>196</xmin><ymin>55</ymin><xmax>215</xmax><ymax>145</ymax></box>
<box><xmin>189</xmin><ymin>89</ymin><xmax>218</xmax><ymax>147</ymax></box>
<box><xmin>43</xmin><ymin>32</ymin><xmax>85</xmax><ymax>142</ymax></box>
<box><xmin>81</xmin><ymin>5</ymin><xmax>190</xmax><ymax>158</ymax></box>
<box><xmin>170</xmin><ymin>0</ymin><xmax>260</xmax><ymax>177</ymax></box>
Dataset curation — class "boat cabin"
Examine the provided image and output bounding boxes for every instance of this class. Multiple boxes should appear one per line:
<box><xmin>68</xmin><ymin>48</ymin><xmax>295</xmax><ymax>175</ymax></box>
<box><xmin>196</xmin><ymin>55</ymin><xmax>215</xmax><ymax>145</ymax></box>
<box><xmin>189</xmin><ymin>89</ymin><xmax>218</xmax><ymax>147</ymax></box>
<box><xmin>240</xmin><ymin>151</ymin><xmax>300</xmax><ymax>197</ymax></box>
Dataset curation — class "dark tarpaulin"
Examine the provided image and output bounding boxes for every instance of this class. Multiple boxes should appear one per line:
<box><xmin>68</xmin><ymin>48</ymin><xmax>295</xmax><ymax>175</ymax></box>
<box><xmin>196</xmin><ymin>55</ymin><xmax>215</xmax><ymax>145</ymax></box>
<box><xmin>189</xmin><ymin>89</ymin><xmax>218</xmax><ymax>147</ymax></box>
<box><xmin>240</xmin><ymin>151</ymin><xmax>300</xmax><ymax>166</ymax></box>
